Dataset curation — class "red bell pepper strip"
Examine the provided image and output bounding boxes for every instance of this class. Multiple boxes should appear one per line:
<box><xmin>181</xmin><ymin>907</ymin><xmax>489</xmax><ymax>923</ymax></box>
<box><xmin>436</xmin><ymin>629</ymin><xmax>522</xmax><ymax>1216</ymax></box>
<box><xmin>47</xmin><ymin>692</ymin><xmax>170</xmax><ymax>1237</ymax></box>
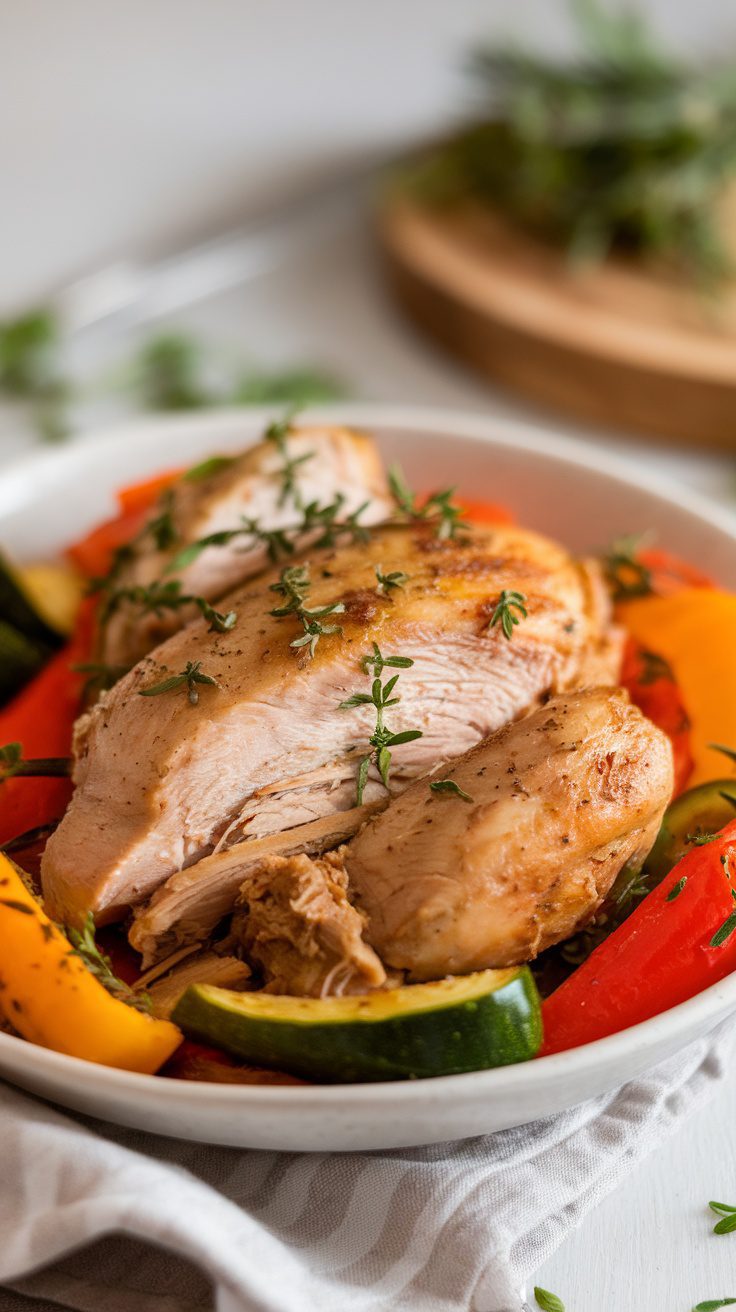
<box><xmin>619</xmin><ymin>636</ymin><xmax>693</xmax><ymax>797</ymax></box>
<box><xmin>541</xmin><ymin>819</ymin><xmax>736</xmax><ymax>1055</ymax></box>
<box><xmin>0</xmin><ymin>598</ymin><xmax>95</xmax><ymax>845</ymax></box>
<box><xmin>67</xmin><ymin>469</ymin><xmax>182</xmax><ymax>579</ymax></box>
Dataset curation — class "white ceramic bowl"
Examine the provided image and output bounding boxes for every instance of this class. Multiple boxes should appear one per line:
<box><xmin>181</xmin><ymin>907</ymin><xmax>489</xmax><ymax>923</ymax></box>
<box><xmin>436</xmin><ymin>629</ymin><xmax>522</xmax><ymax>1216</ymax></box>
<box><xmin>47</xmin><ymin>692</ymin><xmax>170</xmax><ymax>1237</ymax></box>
<box><xmin>1</xmin><ymin>404</ymin><xmax>735</xmax><ymax>1152</ymax></box>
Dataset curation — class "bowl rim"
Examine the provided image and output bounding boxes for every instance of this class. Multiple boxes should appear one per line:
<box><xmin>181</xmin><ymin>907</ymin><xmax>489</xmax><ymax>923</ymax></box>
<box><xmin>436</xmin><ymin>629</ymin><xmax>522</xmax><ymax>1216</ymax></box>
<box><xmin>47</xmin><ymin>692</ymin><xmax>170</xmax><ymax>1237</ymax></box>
<box><xmin>1</xmin><ymin>400</ymin><xmax>735</xmax><ymax>1112</ymax></box>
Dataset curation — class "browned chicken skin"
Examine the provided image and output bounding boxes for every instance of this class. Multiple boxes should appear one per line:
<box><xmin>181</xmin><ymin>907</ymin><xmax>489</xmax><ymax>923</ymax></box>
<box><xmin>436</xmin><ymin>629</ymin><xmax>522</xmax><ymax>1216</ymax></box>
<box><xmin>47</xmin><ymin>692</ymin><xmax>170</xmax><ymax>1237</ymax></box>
<box><xmin>345</xmin><ymin>687</ymin><xmax>674</xmax><ymax>980</ymax></box>
<box><xmin>42</xmin><ymin>519</ymin><xmax>618</xmax><ymax>931</ymax></box>
<box><xmin>101</xmin><ymin>425</ymin><xmax>392</xmax><ymax>668</ymax></box>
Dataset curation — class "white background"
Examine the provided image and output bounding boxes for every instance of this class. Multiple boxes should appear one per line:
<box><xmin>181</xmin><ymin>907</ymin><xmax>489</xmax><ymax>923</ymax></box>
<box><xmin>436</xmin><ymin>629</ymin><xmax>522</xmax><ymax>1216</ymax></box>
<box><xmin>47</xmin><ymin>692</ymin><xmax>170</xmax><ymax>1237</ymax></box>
<box><xmin>2</xmin><ymin>4</ymin><xmax>736</xmax><ymax>1310</ymax></box>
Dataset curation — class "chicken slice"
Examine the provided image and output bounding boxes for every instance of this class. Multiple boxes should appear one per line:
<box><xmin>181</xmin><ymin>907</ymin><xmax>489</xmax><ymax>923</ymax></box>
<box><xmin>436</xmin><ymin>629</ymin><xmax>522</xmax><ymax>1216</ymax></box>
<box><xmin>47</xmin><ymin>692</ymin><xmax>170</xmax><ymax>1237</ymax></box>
<box><xmin>101</xmin><ymin>425</ymin><xmax>392</xmax><ymax>668</ymax></box>
<box><xmin>43</xmin><ymin>520</ymin><xmax>618</xmax><ymax>929</ymax></box>
<box><xmin>232</xmin><ymin>851</ymin><xmax>386</xmax><ymax>998</ymax></box>
<box><xmin>344</xmin><ymin>687</ymin><xmax>673</xmax><ymax>979</ymax></box>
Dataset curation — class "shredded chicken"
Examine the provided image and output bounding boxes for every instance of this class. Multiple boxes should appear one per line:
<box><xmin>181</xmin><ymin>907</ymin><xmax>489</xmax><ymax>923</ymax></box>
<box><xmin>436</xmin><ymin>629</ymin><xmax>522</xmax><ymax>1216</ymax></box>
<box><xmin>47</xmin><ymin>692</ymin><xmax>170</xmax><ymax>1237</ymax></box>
<box><xmin>233</xmin><ymin>851</ymin><xmax>386</xmax><ymax>997</ymax></box>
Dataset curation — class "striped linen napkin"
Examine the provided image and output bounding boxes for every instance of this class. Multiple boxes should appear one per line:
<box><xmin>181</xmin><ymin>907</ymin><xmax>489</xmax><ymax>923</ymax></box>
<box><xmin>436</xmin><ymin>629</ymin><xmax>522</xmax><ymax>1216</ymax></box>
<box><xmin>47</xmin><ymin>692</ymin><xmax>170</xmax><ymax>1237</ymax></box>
<box><xmin>0</xmin><ymin>1022</ymin><xmax>733</xmax><ymax>1312</ymax></box>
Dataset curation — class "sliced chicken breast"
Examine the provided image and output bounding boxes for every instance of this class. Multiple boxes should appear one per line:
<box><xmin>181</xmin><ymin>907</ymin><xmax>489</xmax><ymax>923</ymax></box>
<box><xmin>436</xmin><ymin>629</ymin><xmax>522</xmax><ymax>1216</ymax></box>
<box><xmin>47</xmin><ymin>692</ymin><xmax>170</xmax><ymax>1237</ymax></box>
<box><xmin>43</xmin><ymin>520</ymin><xmax>618</xmax><ymax>930</ymax></box>
<box><xmin>345</xmin><ymin>687</ymin><xmax>674</xmax><ymax>979</ymax></box>
<box><xmin>101</xmin><ymin>425</ymin><xmax>392</xmax><ymax>668</ymax></box>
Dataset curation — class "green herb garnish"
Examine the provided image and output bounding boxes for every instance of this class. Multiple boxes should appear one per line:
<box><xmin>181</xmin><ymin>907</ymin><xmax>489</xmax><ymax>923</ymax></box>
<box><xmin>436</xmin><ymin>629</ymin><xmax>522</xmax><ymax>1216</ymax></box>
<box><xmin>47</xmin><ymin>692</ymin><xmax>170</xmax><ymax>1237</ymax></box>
<box><xmin>67</xmin><ymin>912</ymin><xmax>151</xmax><ymax>1013</ymax></box>
<box><xmin>339</xmin><ymin>643</ymin><xmax>423</xmax><ymax>804</ymax></box>
<box><xmin>182</xmin><ymin>455</ymin><xmax>236</xmax><ymax>482</ymax></box>
<box><xmin>488</xmin><ymin>589</ymin><xmax>528</xmax><ymax>639</ymax></box>
<box><xmin>0</xmin><ymin>742</ymin><xmax>70</xmax><ymax>780</ymax></box>
<box><xmin>269</xmin><ymin>564</ymin><xmax>345</xmax><ymax>658</ymax></box>
<box><xmin>139</xmin><ymin>660</ymin><xmax>218</xmax><ymax>705</ymax></box>
<box><xmin>387</xmin><ymin>463</ymin><xmax>467</xmax><ymax>540</ymax></box>
<box><xmin>687</xmin><ymin>831</ymin><xmax>720</xmax><ymax>846</ymax></box>
<box><xmin>534</xmin><ymin>1288</ymin><xmax>565</xmax><ymax>1312</ymax></box>
<box><xmin>666</xmin><ymin>875</ymin><xmax>687</xmax><ymax>901</ymax></box>
<box><xmin>602</xmin><ymin>533</ymin><xmax>654</xmax><ymax>601</ymax></box>
<box><xmin>710</xmin><ymin>909</ymin><xmax>736</xmax><ymax>948</ymax></box>
<box><xmin>711</xmin><ymin>743</ymin><xmax>736</xmax><ymax>767</ymax></box>
<box><xmin>375</xmin><ymin>565</ymin><xmax>409</xmax><ymax>595</ymax></box>
<box><xmin>693</xmin><ymin>1301</ymin><xmax>736</xmax><ymax>1310</ymax></box>
<box><xmin>408</xmin><ymin>0</ymin><xmax>736</xmax><ymax>286</ymax></box>
<box><xmin>429</xmin><ymin>779</ymin><xmax>474</xmax><ymax>803</ymax></box>
<box><xmin>710</xmin><ymin>1202</ymin><xmax>736</xmax><ymax>1234</ymax></box>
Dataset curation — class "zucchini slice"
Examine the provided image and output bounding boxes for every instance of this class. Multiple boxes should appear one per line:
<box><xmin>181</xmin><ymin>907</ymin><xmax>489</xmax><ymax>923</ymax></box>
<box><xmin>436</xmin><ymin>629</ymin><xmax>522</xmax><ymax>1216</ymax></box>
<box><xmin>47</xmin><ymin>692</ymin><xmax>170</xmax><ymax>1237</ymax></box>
<box><xmin>0</xmin><ymin>550</ymin><xmax>64</xmax><ymax>647</ymax></box>
<box><xmin>172</xmin><ymin>967</ymin><xmax>542</xmax><ymax>1083</ymax></box>
<box><xmin>0</xmin><ymin>619</ymin><xmax>49</xmax><ymax>703</ymax></box>
<box><xmin>643</xmin><ymin>778</ymin><xmax>736</xmax><ymax>884</ymax></box>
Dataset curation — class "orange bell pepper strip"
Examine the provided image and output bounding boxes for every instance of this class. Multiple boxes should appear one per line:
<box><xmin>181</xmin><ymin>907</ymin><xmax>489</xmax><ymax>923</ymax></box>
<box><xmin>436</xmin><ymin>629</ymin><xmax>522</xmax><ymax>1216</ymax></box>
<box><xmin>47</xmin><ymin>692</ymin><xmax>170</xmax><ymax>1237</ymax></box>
<box><xmin>115</xmin><ymin>468</ymin><xmax>181</xmax><ymax>516</ymax></box>
<box><xmin>619</xmin><ymin>589</ymin><xmax>736</xmax><ymax>788</ymax></box>
<box><xmin>0</xmin><ymin>853</ymin><xmax>181</xmax><ymax>1072</ymax></box>
<box><xmin>458</xmin><ymin>497</ymin><xmax>516</xmax><ymax>527</ymax></box>
<box><xmin>541</xmin><ymin>819</ymin><xmax>736</xmax><ymax>1055</ymax></box>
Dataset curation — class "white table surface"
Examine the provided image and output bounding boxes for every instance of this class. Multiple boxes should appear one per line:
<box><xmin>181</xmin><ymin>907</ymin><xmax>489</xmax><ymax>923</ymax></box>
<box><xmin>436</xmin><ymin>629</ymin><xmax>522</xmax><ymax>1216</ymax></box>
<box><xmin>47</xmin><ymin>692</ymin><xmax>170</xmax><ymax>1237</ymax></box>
<box><xmin>2</xmin><ymin>211</ymin><xmax>735</xmax><ymax>1312</ymax></box>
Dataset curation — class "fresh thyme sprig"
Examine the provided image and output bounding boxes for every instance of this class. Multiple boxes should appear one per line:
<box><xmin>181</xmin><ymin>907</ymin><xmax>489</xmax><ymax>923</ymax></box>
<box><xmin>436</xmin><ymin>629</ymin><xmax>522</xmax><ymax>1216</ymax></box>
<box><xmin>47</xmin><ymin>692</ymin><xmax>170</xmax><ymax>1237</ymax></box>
<box><xmin>67</xmin><ymin>912</ymin><xmax>152</xmax><ymax>1013</ymax></box>
<box><xmin>375</xmin><ymin>565</ymin><xmax>409</xmax><ymax>594</ymax></box>
<box><xmin>602</xmin><ymin>533</ymin><xmax>654</xmax><ymax>601</ymax></box>
<box><xmin>101</xmin><ymin>578</ymin><xmax>236</xmax><ymax>633</ymax></box>
<box><xmin>265</xmin><ymin>412</ymin><xmax>315</xmax><ymax>509</ymax></box>
<box><xmin>139</xmin><ymin>660</ymin><xmax>218</xmax><ymax>705</ymax></box>
<box><xmin>429</xmin><ymin>778</ymin><xmax>474</xmax><ymax>802</ymax></box>
<box><xmin>165</xmin><ymin>494</ymin><xmax>371</xmax><ymax>577</ymax></box>
<box><xmin>0</xmin><ymin>741</ymin><xmax>71</xmax><ymax>781</ymax></box>
<box><xmin>488</xmin><ymin>589</ymin><xmax>528</xmax><ymax>639</ymax></box>
<box><xmin>269</xmin><ymin>564</ymin><xmax>345</xmax><ymax>658</ymax></box>
<box><xmin>339</xmin><ymin>643</ymin><xmax>423</xmax><ymax>804</ymax></box>
<box><xmin>709</xmin><ymin>1201</ymin><xmax>736</xmax><ymax>1235</ymax></box>
<box><xmin>388</xmin><ymin>463</ymin><xmax>467</xmax><ymax>540</ymax></box>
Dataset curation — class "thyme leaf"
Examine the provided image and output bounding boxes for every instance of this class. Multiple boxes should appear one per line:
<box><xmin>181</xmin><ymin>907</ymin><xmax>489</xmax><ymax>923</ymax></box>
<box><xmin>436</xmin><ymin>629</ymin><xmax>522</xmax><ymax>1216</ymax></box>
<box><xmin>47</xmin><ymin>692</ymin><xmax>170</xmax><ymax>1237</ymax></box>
<box><xmin>666</xmin><ymin>875</ymin><xmax>687</xmax><ymax>901</ymax></box>
<box><xmin>429</xmin><ymin>779</ymin><xmax>474</xmax><ymax>802</ymax></box>
<box><xmin>139</xmin><ymin>660</ymin><xmax>218</xmax><ymax>705</ymax></box>
<box><xmin>534</xmin><ymin>1288</ymin><xmax>565</xmax><ymax>1312</ymax></box>
<box><xmin>710</xmin><ymin>910</ymin><xmax>736</xmax><ymax>948</ymax></box>
<box><xmin>488</xmin><ymin>589</ymin><xmax>528</xmax><ymax>640</ymax></box>
<box><xmin>375</xmin><ymin>565</ymin><xmax>409</xmax><ymax>595</ymax></box>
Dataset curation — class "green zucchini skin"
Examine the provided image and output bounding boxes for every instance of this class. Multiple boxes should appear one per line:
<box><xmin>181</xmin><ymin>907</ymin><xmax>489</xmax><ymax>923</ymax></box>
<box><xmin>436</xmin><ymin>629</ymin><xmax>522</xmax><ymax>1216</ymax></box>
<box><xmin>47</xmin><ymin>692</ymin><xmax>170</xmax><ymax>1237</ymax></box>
<box><xmin>0</xmin><ymin>619</ymin><xmax>50</xmax><ymax>703</ymax></box>
<box><xmin>172</xmin><ymin>968</ymin><xmax>543</xmax><ymax>1083</ymax></box>
<box><xmin>0</xmin><ymin>553</ymin><xmax>62</xmax><ymax>706</ymax></box>
<box><xmin>643</xmin><ymin>779</ymin><xmax>736</xmax><ymax>884</ymax></box>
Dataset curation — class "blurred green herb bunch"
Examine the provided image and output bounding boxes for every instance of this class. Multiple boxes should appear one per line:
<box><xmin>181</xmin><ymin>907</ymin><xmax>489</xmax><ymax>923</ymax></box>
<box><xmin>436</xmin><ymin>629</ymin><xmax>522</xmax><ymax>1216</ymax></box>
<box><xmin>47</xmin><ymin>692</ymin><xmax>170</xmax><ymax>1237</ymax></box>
<box><xmin>408</xmin><ymin>0</ymin><xmax>736</xmax><ymax>283</ymax></box>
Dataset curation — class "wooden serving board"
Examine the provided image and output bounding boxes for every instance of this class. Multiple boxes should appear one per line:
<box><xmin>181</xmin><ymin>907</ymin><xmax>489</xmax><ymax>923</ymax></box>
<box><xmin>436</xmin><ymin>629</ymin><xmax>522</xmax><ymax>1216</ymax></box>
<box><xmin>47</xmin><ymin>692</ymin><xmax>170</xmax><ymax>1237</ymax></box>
<box><xmin>378</xmin><ymin>195</ymin><xmax>736</xmax><ymax>451</ymax></box>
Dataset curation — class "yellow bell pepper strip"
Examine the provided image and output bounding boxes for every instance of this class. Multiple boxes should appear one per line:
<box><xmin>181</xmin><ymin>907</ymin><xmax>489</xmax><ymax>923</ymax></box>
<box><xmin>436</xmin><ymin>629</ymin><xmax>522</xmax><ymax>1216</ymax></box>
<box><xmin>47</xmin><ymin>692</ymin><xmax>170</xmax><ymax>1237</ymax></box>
<box><xmin>0</xmin><ymin>853</ymin><xmax>181</xmax><ymax>1072</ymax></box>
<box><xmin>619</xmin><ymin>589</ymin><xmax>736</xmax><ymax>788</ymax></box>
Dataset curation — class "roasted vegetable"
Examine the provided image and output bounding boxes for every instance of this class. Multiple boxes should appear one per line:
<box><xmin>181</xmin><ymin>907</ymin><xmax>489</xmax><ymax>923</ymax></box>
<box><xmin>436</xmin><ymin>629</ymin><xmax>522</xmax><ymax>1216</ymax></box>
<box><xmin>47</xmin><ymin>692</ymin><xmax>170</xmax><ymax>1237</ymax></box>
<box><xmin>619</xmin><ymin>589</ymin><xmax>736</xmax><ymax>787</ymax></box>
<box><xmin>173</xmin><ymin>968</ymin><xmax>542</xmax><ymax>1082</ymax></box>
<box><xmin>0</xmin><ymin>853</ymin><xmax>181</xmax><ymax>1071</ymax></box>
<box><xmin>644</xmin><ymin>779</ymin><xmax>736</xmax><ymax>884</ymax></box>
<box><xmin>542</xmin><ymin>819</ymin><xmax>736</xmax><ymax>1054</ymax></box>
